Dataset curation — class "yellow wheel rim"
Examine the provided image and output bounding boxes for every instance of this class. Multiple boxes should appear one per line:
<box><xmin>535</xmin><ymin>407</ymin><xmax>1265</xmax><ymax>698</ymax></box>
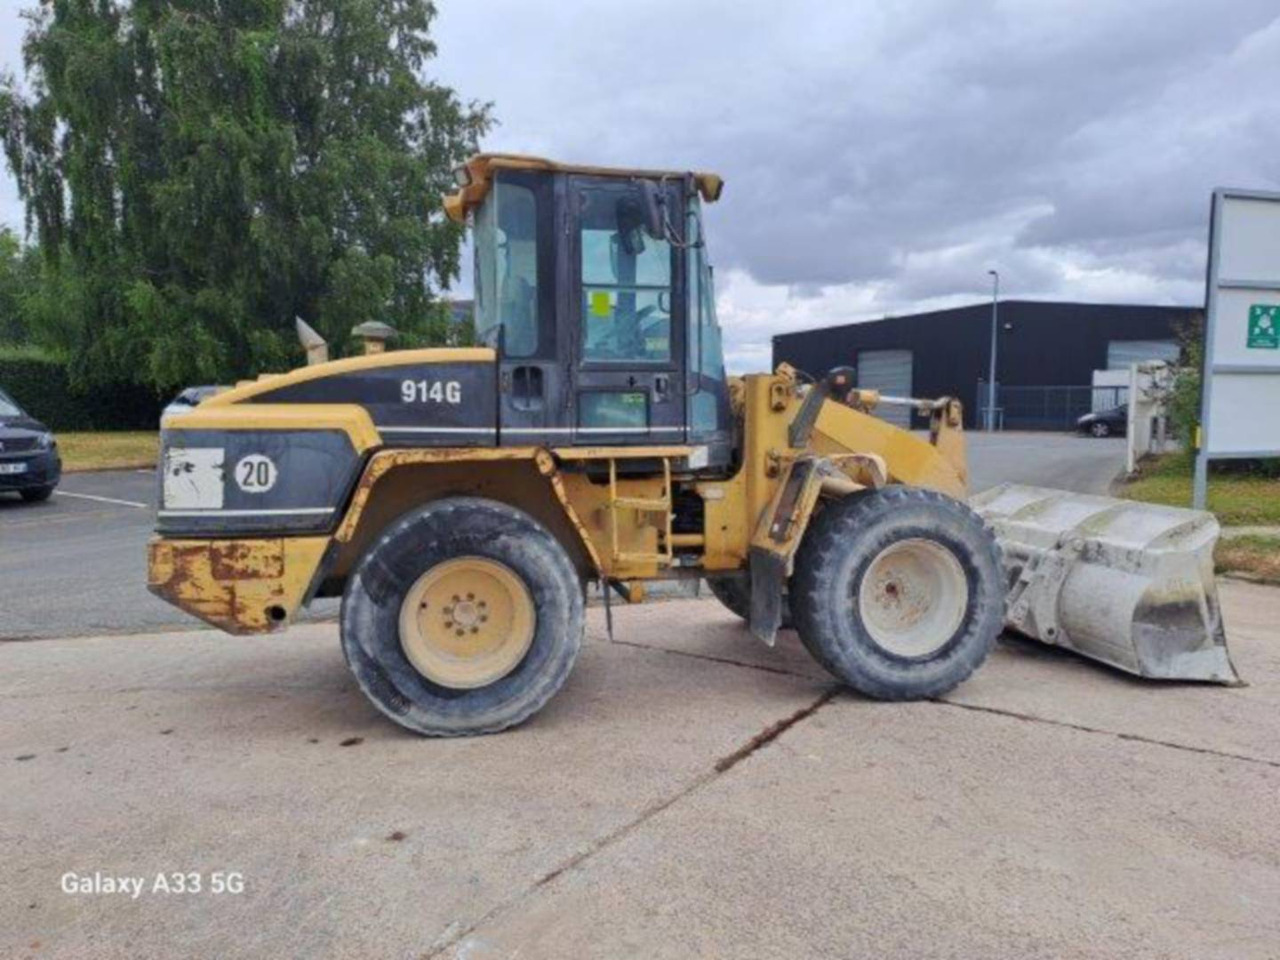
<box><xmin>398</xmin><ymin>557</ymin><xmax>536</xmax><ymax>689</ymax></box>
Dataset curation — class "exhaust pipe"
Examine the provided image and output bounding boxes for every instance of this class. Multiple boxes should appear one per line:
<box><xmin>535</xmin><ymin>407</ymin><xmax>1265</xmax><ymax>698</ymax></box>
<box><xmin>295</xmin><ymin>317</ymin><xmax>329</xmax><ymax>366</ymax></box>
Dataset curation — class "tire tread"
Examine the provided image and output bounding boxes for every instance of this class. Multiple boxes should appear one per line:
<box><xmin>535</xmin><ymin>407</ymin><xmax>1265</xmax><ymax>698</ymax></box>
<box><xmin>791</xmin><ymin>487</ymin><xmax>1003</xmax><ymax>700</ymax></box>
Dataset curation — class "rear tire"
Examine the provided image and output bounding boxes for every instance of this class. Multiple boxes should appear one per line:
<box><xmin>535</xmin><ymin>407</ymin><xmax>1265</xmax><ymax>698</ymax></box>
<box><xmin>791</xmin><ymin>487</ymin><xmax>1003</xmax><ymax>700</ymax></box>
<box><xmin>20</xmin><ymin>485</ymin><xmax>54</xmax><ymax>503</ymax></box>
<box><xmin>1090</xmin><ymin>421</ymin><xmax>1111</xmax><ymax>438</ymax></box>
<box><xmin>706</xmin><ymin>575</ymin><xmax>793</xmax><ymax>629</ymax></box>
<box><xmin>341</xmin><ymin>497</ymin><xmax>583</xmax><ymax>736</ymax></box>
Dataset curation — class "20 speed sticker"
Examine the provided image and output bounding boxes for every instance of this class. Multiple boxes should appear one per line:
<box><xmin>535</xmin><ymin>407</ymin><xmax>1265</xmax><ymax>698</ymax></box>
<box><xmin>234</xmin><ymin>454</ymin><xmax>278</xmax><ymax>493</ymax></box>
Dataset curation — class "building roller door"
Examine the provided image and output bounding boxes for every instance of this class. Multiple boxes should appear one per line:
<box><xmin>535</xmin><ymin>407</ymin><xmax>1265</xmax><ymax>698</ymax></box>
<box><xmin>1107</xmin><ymin>340</ymin><xmax>1179</xmax><ymax>370</ymax></box>
<box><xmin>856</xmin><ymin>349</ymin><xmax>913</xmax><ymax>427</ymax></box>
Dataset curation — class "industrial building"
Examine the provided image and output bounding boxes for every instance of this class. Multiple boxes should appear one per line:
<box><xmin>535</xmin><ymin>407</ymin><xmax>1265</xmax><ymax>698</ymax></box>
<box><xmin>772</xmin><ymin>300</ymin><xmax>1199</xmax><ymax>430</ymax></box>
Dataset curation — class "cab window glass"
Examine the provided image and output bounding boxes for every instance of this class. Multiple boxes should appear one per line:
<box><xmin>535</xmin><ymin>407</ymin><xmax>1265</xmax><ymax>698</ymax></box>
<box><xmin>474</xmin><ymin>179</ymin><xmax>539</xmax><ymax>357</ymax></box>
<box><xmin>580</xmin><ymin>186</ymin><xmax>672</xmax><ymax>364</ymax></box>
<box><xmin>685</xmin><ymin>200</ymin><xmax>725</xmax><ymax>431</ymax></box>
<box><xmin>579</xmin><ymin>391</ymin><xmax>648</xmax><ymax>430</ymax></box>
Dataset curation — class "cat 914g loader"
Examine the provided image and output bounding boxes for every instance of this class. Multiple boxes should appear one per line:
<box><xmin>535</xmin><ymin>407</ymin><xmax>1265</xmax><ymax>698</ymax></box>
<box><xmin>148</xmin><ymin>154</ymin><xmax>1237</xmax><ymax>736</ymax></box>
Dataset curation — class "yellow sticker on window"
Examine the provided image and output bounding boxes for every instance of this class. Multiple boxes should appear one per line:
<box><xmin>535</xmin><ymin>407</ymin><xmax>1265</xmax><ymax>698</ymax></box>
<box><xmin>590</xmin><ymin>290</ymin><xmax>612</xmax><ymax>317</ymax></box>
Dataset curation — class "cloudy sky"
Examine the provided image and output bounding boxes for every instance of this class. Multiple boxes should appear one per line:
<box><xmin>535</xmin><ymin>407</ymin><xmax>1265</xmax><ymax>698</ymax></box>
<box><xmin>3</xmin><ymin>0</ymin><xmax>1278</xmax><ymax>371</ymax></box>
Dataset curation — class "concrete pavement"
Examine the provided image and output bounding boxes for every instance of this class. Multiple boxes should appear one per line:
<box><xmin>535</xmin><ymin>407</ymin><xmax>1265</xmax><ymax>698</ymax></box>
<box><xmin>4</xmin><ymin>580</ymin><xmax>1278</xmax><ymax>959</ymax></box>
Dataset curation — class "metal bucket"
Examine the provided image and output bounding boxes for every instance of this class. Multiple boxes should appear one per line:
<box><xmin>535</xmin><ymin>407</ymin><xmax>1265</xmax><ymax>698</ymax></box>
<box><xmin>970</xmin><ymin>484</ymin><xmax>1240</xmax><ymax>684</ymax></box>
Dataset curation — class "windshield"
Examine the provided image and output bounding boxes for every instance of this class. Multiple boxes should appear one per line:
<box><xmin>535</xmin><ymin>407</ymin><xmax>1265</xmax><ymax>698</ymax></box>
<box><xmin>473</xmin><ymin>177</ymin><xmax>540</xmax><ymax>357</ymax></box>
<box><xmin>0</xmin><ymin>388</ymin><xmax>23</xmax><ymax>419</ymax></box>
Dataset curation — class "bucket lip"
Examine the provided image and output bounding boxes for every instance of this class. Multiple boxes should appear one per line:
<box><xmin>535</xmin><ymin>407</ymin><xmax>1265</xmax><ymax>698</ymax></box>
<box><xmin>971</xmin><ymin>483</ymin><xmax>1220</xmax><ymax>551</ymax></box>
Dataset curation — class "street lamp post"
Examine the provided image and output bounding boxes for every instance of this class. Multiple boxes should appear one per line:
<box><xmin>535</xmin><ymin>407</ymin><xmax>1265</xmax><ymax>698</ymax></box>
<box><xmin>986</xmin><ymin>269</ymin><xmax>999</xmax><ymax>432</ymax></box>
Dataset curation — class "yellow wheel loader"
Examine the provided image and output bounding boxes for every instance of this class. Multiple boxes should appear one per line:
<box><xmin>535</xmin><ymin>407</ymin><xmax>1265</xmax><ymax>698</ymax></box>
<box><xmin>148</xmin><ymin>154</ymin><xmax>1237</xmax><ymax>736</ymax></box>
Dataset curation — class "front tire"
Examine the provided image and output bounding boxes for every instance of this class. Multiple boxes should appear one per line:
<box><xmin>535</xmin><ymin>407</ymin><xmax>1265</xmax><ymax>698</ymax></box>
<box><xmin>791</xmin><ymin>487</ymin><xmax>1003</xmax><ymax>700</ymax></box>
<box><xmin>341</xmin><ymin>497</ymin><xmax>583</xmax><ymax>736</ymax></box>
<box><xmin>20</xmin><ymin>485</ymin><xmax>55</xmax><ymax>503</ymax></box>
<box><xmin>1090</xmin><ymin>421</ymin><xmax>1111</xmax><ymax>438</ymax></box>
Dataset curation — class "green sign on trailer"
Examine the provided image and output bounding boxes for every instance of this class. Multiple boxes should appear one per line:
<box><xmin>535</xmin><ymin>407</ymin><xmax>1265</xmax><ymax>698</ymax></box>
<box><xmin>1247</xmin><ymin>304</ymin><xmax>1279</xmax><ymax>349</ymax></box>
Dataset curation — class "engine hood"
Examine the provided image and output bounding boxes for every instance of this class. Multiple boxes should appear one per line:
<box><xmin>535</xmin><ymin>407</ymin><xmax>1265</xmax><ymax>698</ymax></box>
<box><xmin>0</xmin><ymin>416</ymin><xmax>49</xmax><ymax>436</ymax></box>
<box><xmin>164</xmin><ymin>347</ymin><xmax>499</xmax><ymax>450</ymax></box>
<box><xmin>203</xmin><ymin>348</ymin><xmax>495</xmax><ymax>407</ymax></box>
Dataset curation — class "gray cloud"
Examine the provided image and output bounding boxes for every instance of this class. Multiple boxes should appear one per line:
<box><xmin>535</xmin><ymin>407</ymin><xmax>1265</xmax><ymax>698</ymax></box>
<box><xmin>4</xmin><ymin>0</ymin><xmax>1277</xmax><ymax>370</ymax></box>
<box><xmin>425</xmin><ymin>0</ymin><xmax>1279</xmax><ymax>367</ymax></box>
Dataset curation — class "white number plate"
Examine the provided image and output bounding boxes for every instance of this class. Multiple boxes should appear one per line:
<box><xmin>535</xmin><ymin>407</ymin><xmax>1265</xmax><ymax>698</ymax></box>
<box><xmin>0</xmin><ymin>462</ymin><xmax>28</xmax><ymax>475</ymax></box>
<box><xmin>163</xmin><ymin>448</ymin><xmax>225</xmax><ymax>509</ymax></box>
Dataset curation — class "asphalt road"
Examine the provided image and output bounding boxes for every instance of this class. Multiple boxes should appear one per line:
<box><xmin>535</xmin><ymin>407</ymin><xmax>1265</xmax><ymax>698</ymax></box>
<box><xmin>0</xmin><ymin>433</ymin><xmax>1125</xmax><ymax>640</ymax></box>
<box><xmin>0</xmin><ymin>469</ymin><xmax>341</xmax><ymax>640</ymax></box>
<box><xmin>4</xmin><ymin>582</ymin><xmax>1277</xmax><ymax>959</ymax></box>
<box><xmin>965</xmin><ymin>431</ymin><xmax>1125</xmax><ymax>495</ymax></box>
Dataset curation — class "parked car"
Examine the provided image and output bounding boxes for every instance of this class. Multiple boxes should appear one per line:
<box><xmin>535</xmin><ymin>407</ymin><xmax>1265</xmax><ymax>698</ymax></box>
<box><xmin>0</xmin><ymin>386</ymin><xmax>61</xmax><ymax>502</ymax></box>
<box><xmin>1076</xmin><ymin>404</ymin><xmax>1128</xmax><ymax>438</ymax></box>
<box><xmin>161</xmin><ymin>385</ymin><xmax>225</xmax><ymax>423</ymax></box>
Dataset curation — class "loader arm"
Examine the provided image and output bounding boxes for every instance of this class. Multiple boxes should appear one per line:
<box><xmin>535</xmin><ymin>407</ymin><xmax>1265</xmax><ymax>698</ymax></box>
<box><xmin>777</xmin><ymin>364</ymin><xmax>969</xmax><ymax>499</ymax></box>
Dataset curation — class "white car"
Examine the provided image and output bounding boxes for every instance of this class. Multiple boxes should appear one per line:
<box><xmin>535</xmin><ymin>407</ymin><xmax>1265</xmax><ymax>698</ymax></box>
<box><xmin>161</xmin><ymin>385</ymin><xmax>225</xmax><ymax>424</ymax></box>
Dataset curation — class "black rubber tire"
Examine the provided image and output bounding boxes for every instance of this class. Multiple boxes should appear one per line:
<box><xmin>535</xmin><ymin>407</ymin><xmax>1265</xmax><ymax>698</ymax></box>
<box><xmin>19</xmin><ymin>485</ymin><xmax>55</xmax><ymax>503</ymax></box>
<box><xmin>706</xmin><ymin>575</ymin><xmax>793</xmax><ymax>629</ymax></box>
<box><xmin>340</xmin><ymin>496</ymin><xmax>584</xmax><ymax>736</ymax></box>
<box><xmin>1090</xmin><ymin>421</ymin><xmax>1111</xmax><ymax>438</ymax></box>
<box><xmin>790</xmin><ymin>487</ymin><xmax>1004</xmax><ymax>700</ymax></box>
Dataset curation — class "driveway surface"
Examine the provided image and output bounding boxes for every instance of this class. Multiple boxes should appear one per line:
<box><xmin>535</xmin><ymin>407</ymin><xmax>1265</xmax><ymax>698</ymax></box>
<box><xmin>3</xmin><ymin>580</ymin><xmax>1278</xmax><ymax>959</ymax></box>
<box><xmin>965</xmin><ymin>431</ymin><xmax>1124</xmax><ymax>495</ymax></box>
<box><xmin>0</xmin><ymin>470</ymin><xmax>338</xmax><ymax>640</ymax></box>
<box><xmin>0</xmin><ymin>432</ymin><xmax>1124</xmax><ymax>640</ymax></box>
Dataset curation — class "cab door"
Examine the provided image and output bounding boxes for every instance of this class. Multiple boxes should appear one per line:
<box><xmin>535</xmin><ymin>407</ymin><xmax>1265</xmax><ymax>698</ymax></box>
<box><xmin>482</xmin><ymin>170</ymin><xmax>565</xmax><ymax>445</ymax></box>
<box><xmin>567</xmin><ymin>176</ymin><xmax>686</xmax><ymax>446</ymax></box>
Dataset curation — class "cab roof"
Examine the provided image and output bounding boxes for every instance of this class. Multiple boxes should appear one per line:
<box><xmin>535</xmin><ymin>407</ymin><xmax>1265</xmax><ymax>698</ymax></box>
<box><xmin>442</xmin><ymin>153</ymin><xmax>724</xmax><ymax>223</ymax></box>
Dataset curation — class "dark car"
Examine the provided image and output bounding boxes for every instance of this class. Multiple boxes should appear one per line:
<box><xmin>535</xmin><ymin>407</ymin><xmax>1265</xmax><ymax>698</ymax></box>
<box><xmin>1076</xmin><ymin>404</ymin><xmax>1128</xmax><ymax>438</ymax></box>
<box><xmin>0</xmin><ymin>386</ymin><xmax>62</xmax><ymax>502</ymax></box>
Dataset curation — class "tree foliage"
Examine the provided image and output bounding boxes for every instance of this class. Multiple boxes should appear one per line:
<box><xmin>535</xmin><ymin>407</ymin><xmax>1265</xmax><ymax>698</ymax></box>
<box><xmin>1167</xmin><ymin>325</ymin><xmax>1202</xmax><ymax>451</ymax></box>
<box><xmin>0</xmin><ymin>228</ymin><xmax>34</xmax><ymax>342</ymax></box>
<box><xmin>1</xmin><ymin>0</ymin><xmax>489</xmax><ymax>390</ymax></box>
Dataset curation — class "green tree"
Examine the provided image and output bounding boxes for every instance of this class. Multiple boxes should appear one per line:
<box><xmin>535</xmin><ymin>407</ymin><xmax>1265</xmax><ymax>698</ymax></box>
<box><xmin>0</xmin><ymin>228</ymin><xmax>31</xmax><ymax>342</ymax></box>
<box><xmin>1167</xmin><ymin>333</ymin><xmax>1202</xmax><ymax>452</ymax></box>
<box><xmin>1</xmin><ymin>0</ymin><xmax>488</xmax><ymax>391</ymax></box>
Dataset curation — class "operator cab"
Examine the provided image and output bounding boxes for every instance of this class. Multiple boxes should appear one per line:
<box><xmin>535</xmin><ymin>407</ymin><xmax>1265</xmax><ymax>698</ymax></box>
<box><xmin>445</xmin><ymin>155</ymin><xmax>733</xmax><ymax>470</ymax></box>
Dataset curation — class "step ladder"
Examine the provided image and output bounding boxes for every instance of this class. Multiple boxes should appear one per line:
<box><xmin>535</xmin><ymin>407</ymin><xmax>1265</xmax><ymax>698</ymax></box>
<box><xmin>607</xmin><ymin>457</ymin><xmax>673</xmax><ymax>566</ymax></box>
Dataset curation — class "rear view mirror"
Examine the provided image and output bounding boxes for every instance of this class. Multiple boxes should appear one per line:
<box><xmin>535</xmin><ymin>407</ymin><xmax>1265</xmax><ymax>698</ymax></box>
<box><xmin>615</xmin><ymin>193</ymin><xmax>650</xmax><ymax>257</ymax></box>
<box><xmin>638</xmin><ymin>181</ymin><xmax>665</xmax><ymax>240</ymax></box>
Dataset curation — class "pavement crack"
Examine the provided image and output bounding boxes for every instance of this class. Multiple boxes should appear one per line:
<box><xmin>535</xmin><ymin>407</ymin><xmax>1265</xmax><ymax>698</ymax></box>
<box><xmin>424</xmin><ymin>688</ymin><xmax>836</xmax><ymax>958</ymax></box>
<box><xmin>532</xmin><ymin>772</ymin><xmax>716</xmax><ymax>890</ymax></box>
<box><xmin>937</xmin><ymin>698</ymin><xmax>1280</xmax><ymax>769</ymax></box>
<box><xmin>714</xmin><ymin>688</ymin><xmax>839</xmax><ymax>773</ymax></box>
<box><xmin>601</xmin><ymin>636</ymin><xmax>815</xmax><ymax>679</ymax></box>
